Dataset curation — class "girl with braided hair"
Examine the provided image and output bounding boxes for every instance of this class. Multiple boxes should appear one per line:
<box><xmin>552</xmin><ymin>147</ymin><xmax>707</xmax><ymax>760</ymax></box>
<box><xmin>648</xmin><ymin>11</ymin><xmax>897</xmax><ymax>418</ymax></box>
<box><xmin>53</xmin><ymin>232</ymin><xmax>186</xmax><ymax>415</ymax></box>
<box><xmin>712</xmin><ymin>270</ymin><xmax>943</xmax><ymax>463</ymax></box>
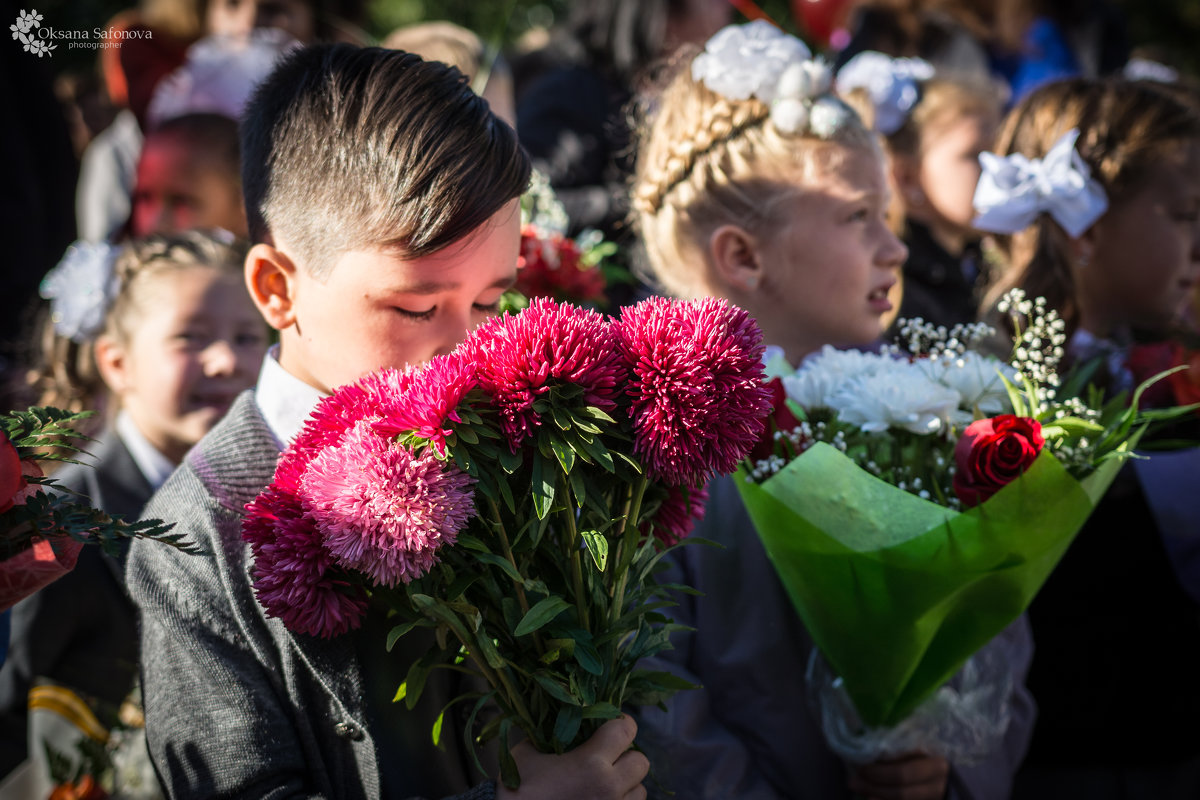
<box><xmin>628</xmin><ymin>21</ymin><xmax>1035</xmax><ymax>800</ymax></box>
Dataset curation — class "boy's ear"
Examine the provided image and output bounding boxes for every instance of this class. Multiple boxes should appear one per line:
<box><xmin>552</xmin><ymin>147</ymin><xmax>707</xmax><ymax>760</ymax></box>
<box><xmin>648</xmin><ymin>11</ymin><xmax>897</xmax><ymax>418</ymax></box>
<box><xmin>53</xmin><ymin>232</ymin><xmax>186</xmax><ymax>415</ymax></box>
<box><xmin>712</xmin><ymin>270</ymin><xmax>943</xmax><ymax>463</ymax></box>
<box><xmin>246</xmin><ymin>243</ymin><xmax>299</xmax><ymax>331</ymax></box>
<box><xmin>709</xmin><ymin>224</ymin><xmax>763</xmax><ymax>293</ymax></box>
<box><xmin>93</xmin><ymin>334</ymin><xmax>130</xmax><ymax>396</ymax></box>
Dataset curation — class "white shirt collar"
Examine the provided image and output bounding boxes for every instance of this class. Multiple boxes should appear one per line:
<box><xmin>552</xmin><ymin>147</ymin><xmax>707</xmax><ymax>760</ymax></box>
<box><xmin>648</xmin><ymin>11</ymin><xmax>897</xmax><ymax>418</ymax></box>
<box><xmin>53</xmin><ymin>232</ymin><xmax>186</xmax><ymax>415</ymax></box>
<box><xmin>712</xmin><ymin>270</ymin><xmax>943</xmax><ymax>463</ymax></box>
<box><xmin>254</xmin><ymin>344</ymin><xmax>327</xmax><ymax>450</ymax></box>
<box><xmin>115</xmin><ymin>411</ymin><xmax>176</xmax><ymax>490</ymax></box>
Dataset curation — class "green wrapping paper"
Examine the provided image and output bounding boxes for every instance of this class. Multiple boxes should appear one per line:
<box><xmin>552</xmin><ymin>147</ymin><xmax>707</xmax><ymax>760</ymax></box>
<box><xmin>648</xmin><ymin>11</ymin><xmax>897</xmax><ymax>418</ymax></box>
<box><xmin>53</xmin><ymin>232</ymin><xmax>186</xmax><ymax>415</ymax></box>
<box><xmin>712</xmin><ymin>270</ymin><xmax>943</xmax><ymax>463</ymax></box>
<box><xmin>737</xmin><ymin>440</ymin><xmax>1130</xmax><ymax>727</ymax></box>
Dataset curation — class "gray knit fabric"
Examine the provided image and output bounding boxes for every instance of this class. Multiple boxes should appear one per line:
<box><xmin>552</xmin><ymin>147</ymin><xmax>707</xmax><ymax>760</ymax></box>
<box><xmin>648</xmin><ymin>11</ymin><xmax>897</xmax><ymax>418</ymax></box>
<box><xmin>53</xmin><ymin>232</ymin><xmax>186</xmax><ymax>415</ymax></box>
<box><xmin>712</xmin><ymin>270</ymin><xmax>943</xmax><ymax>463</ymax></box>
<box><xmin>128</xmin><ymin>392</ymin><xmax>496</xmax><ymax>800</ymax></box>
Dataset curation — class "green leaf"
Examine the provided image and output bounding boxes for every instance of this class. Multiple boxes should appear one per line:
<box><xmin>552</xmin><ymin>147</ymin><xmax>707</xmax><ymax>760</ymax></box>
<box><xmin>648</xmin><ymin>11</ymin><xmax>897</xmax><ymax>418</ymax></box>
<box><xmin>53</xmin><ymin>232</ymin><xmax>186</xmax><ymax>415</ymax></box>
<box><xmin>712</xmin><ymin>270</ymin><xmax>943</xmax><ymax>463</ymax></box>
<box><xmin>432</xmin><ymin>708</ymin><xmax>445</xmax><ymax>746</ymax></box>
<box><xmin>514</xmin><ymin>596</ymin><xmax>571</xmax><ymax>636</ymax></box>
<box><xmin>474</xmin><ymin>633</ymin><xmax>507</xmax><ymax>669</ymax></box>
<box><xmin>581</xmin><ymin>701</ymin><xmax>621</xmax><ymax>720</ymax></box>
<box><xmin>404</xmin><ymin>658</ymin><xmax>431</xmax><ymax>710</ymax></box>
<box><xmin>393</xmin><ymin>682</ymin><xmax>407</xmax><ymax>704</ymax></box>
<box><xmin>550</xmin><ymin>406</ymin><xmax>573</xmax><ymax>431</ymax></box>
<box><xmin>386</xmin><ymin>620</ymin><xmax>423</xmax><ymax>651</ymax></box>
<box><xmin>530</xmin><ymin>456</ymin><xmax>555</xmax><ymax>519</ymax></box>
<box><xmin>456</xmin><ymin>425</ymin><xmax>479</xmax><ymax>445</ymax></box>
<box><xmin>582</xmin><ymin>405</ymin><xmax>617</xmax><ymax>424</ymax></box>
<box><xmin>532</xmin><ymin>672</ymin><xmax>580</xmax><ymax>705</ymax></box>
<box><xmin>473</xmin><ymin>551</ymin><xmax>524</xmax><ymax>584</ymax></box>
<box><xmin>550</xmin><ymin>437</ymin><xmax>576</xmax><ymax>474</ymax></box>
<box><xmin>573</xmin><ymin>638</ymin><xmax>604</xmax><ymax>676</ymax></box>
<box><xmin>568</xmin><ymin>468</ymin><xmax>587</xmax><ymax>508</ymax></box>
<box><xmin>577</xmin><ymin>435</ymin><xmax>615</xmax><ymax>472</ymax></box>
<box><xmin>498</xmin><ymin>446</ymin><xmax>523</xmax><ymax>474</ymax></box>
<box><xmin>553</xmin><ymin>704</ymin><xmax>582</xmax><ymax>746</ymax></box>
<box><xmin>499</xmin><ymin>720</ymin><xmax>520</xmax><ymax>789</ymax></box>
<box><xmin>580</xmin><ymin>530</ymin><xmax>608</xmax><ymax>571</ymax></box>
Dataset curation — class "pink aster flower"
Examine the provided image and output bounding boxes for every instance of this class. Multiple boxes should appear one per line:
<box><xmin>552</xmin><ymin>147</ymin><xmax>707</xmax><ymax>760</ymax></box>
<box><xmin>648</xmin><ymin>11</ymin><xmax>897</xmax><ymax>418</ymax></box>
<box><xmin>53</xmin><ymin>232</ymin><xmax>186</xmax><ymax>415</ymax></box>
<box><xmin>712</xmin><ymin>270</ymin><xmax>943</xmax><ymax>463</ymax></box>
<box><xmin>640</xmin><ymin>483</ymin><xmax>709</xmax><ymax>547</ymax></box>
<box><xmin>371</xmin><ymin>352</ymin><xmax>478</xmax><ymax>455</ymax></box>
<box><xmin>300</xmin><ymin>420</ymin><xmax>477</xmax><ymax>587</ymax></box>
<box><xmin>243</xmin><ymin>485</ymin><xmax>368</xmax><ymax>638</ymax></box>
<box><xmin>617</xmin><ymin>296</ymin><xmax>772</xmax><ymax>485</ymax></box>
<box><xmin>463</xmin><ymin>297</ymin><xmax>626</xmax><ymax>449</ymax></box>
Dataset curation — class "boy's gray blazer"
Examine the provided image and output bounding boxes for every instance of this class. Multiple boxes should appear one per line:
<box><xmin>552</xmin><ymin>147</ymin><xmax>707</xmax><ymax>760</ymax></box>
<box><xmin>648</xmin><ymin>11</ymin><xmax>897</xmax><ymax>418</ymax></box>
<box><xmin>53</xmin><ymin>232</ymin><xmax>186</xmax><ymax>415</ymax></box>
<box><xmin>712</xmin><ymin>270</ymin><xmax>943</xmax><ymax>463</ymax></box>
<box><xmin>128</xmin><ymin>392</ymin><xmax>495</xmax><ymax>800</ymax></box>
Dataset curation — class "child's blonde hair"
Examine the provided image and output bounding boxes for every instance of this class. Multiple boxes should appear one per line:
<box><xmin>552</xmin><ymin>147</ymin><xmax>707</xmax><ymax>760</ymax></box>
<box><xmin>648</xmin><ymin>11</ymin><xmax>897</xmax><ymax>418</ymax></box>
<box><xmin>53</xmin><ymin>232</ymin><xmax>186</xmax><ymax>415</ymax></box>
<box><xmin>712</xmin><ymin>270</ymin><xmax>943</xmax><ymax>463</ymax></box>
<box><xmin>980</xmin><ymin>78</ymin><xmax>1200</xmax><ymax>335</ymax></box>
<box><xmin>30</xmin><ymin>230</ymin><xmax>249</xmax><ymax>425</ymax></box>
<box><xmin>633</xmin><ymin>45</ymin><xmax>878</xmax><ymax>299</ymax></box>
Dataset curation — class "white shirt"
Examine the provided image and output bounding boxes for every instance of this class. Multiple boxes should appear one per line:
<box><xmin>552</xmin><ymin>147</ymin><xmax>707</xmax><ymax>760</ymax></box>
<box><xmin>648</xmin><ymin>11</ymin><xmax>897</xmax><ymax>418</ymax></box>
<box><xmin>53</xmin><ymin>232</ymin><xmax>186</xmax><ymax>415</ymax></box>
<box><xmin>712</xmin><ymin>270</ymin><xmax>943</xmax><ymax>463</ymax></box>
<box><xmin>115</xmin><ymin>411</ymin><xmax>175</xmax><ymax>490</ymax></box>
<box><xmin>254</xmin><ymin>345</ymin><xmax>327</xmax><ymax>449</ymax></box>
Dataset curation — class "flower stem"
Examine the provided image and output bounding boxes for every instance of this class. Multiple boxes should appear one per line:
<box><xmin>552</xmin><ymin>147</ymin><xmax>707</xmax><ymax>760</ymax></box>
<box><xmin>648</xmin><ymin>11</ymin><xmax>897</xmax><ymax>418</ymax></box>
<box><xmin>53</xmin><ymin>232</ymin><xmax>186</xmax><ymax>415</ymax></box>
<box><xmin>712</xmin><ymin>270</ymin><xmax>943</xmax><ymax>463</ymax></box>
<box><xmin>486</xmin><ymin>497</ymin><xmax>544</xmax><ymax>657</ymax></box>
<box><xmin>560</xmin><ymin>485</ymin><xmax>591</xmax><ymax>631</ymax></box>
<box><xmin>609</xmin><ymin>478</ymin><xmax>648</xmax><ymax>630</ymax></box>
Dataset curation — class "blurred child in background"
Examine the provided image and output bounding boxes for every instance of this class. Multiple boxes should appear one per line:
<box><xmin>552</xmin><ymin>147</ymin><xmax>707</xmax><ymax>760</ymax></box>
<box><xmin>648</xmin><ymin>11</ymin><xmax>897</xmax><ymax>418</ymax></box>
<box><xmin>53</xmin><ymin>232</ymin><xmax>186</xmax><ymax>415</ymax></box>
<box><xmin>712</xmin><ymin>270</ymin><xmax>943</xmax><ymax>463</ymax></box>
<box><xmin>0</xmin><ymin>230</ymin><xmax>267</xmax><ymax>792</ymax></box>
<box><xmin>975</xmin><ymin>76</ymin><xmax>1200</xmax><ymax>800</ymax></box>
<box><xmin>838</xmin><ymin>51</ymin><xmax>1002</xmax><ymax>331</ymax></box>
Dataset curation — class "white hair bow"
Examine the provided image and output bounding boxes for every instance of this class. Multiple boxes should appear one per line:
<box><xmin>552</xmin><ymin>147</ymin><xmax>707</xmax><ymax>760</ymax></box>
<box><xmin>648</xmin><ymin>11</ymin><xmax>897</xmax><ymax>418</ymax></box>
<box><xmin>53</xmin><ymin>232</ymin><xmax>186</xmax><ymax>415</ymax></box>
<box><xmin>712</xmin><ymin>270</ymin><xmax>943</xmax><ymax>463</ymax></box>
<box><xmin>40</xmin><ymin>241</ymin><xmax>121</xmax><ymax>343</ymax></box>
<box><xmin>972</xmin><ymin>128</ymin><xmax>1108</xmax><ymax>239</ymax></box>
<box><xmin>692</xmin><ymin>20</ymin><xmax>854</xmax><ymax>138</ymax></box>
<box><xmin>836</xmin><ymin>51</ymin><xmax>934</xmax><ymax>135</ymax></box>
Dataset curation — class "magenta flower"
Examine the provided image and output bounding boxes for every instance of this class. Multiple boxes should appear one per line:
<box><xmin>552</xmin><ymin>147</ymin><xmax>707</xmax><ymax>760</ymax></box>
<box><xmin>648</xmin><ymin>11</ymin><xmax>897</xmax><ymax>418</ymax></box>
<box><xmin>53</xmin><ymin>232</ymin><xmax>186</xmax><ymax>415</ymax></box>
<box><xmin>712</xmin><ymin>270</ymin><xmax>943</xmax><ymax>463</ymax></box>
<box><xmin>243</xmin><ymin>484</ymin><xmax>368</xmax><ymax>638</ymax></box>
<box><xmin>284</xmin><ymin>368</ymin><xmax>416</xmax><ymax>475</ymax></box>
<box><xmin>617</xmin><ymin>296</ymin><xmax>772</xmax><ymax>485</ymax></box>
<box><xmin>371</xmin><ymin>353</ymin><xmax>478</xmax><ymax>455</ymax></box>
<box><xmin>641</xmin><ymin>483</ymin><xmax>709</xmax><ymax>547</ymax></box>
<box><xmin>300</xmin><ymin>420</ymin><xmax>477</xmax><ymax>587</ymax></box>
<box><xmin>463</xmin><ymin>297</ymin><xmax>626</xmax><ymax>449</ymax></box>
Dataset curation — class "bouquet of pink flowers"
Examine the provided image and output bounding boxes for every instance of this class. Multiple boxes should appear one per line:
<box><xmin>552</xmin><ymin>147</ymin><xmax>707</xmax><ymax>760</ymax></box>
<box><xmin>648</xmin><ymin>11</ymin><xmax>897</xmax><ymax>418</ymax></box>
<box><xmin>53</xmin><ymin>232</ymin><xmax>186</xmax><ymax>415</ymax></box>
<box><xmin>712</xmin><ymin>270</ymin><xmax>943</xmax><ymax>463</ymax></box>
<box><xmin>1</xmin><ymin>408</ymin><xmax>187</xmax><ymax>611</ymax></box>
<box><xmin>242</xmin><ymin>296</ymin><xmax>772</xmax><ymax>786</ymax></box>
<box><xmin>739</xmin><ymin>289</ymin><xmax>1193</xmax><ymax>762</ymax></box>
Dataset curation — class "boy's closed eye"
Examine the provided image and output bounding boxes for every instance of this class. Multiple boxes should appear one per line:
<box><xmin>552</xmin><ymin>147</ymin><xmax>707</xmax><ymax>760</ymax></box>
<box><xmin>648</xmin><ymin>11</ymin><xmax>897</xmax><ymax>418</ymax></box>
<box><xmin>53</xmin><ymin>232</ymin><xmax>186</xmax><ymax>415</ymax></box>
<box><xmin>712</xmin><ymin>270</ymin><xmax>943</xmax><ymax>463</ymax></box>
<box><xmin>393</xmin><ymin>300</ymin><xmax>505</xmax><ymax>321</ymax></box>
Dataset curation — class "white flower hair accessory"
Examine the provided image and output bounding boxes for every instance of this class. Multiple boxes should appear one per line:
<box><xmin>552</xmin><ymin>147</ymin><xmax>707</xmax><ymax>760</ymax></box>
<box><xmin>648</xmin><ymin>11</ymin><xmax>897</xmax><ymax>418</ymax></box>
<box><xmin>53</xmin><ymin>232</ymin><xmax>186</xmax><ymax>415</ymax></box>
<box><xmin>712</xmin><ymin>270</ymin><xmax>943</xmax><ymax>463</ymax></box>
<box><xmin>40</xmin><ymin>241</ymin><xmax>121</xmax><ymax>344</ymax></box>
<box><xmin>692</xmin><ymin>21</ymin><xmax>852</xmax><ymax>138</ymax></box>
<box><xmin>972</xmin><ymin>128</ymin><xmax>1109</xmax><ymax>239</ymax></box>
<box><xmin>836</xmin><ymin>51</ymin><xmax>934</xmax><ymax>135</ymax></box>
<box><xmin>692</xmin><ymin>20</ymin><xmax>812</xmax><ymax>103</ymax></box>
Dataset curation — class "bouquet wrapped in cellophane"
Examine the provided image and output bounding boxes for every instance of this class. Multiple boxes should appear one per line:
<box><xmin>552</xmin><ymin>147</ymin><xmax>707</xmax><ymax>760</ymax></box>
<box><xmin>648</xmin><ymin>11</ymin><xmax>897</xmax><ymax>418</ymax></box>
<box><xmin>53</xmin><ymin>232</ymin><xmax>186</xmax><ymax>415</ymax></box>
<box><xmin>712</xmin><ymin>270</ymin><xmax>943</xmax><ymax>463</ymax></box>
<box><xmin>738</xmin><ymin>289</ymin><xmax>1194</xmax><ymax>762</ymax></box>
<box><xmin>242</xmin><ymin>296</ymin><xmax>772</xmax><ymax>787</ymax></box>
<box><xmin>1</xmin><ymin>407</ymin><xmax>189</xmax><ymax>611</ymax></box>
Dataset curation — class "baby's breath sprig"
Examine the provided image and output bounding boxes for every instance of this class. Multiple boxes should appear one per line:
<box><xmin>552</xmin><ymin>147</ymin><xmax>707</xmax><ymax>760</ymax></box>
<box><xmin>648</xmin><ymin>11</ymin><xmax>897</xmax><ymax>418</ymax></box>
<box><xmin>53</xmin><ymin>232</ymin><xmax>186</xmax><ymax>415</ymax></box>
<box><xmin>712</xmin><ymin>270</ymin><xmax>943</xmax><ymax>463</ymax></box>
<box><xmin>997</xmin><ymin>289</ymin><xmax>1068</xmax><ymax>413</ymax></box>
<box><xmin>884</xmin><ymin>317</ymin><xmax>995</xmax><ymax>360</ymax></box>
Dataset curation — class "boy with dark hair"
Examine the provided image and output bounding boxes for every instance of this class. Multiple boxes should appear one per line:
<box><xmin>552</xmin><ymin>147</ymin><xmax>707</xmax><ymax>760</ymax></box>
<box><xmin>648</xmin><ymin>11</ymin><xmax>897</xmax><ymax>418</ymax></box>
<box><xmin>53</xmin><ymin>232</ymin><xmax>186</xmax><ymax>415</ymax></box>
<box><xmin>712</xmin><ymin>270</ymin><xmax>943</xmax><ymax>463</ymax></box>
<box><xmin>128</xmin><ymin>43</ymin><xmax>650</xmax><ymax>800</ymax></box>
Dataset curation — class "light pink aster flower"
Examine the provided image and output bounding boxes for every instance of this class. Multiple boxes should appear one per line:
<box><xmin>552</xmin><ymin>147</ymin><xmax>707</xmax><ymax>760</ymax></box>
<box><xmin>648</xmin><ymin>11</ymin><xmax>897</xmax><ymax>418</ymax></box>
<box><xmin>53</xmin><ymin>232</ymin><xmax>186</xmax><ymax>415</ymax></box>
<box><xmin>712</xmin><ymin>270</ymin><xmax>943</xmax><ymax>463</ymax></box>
<box><xmin>640</xmin><ymin>483</ymin><xmax>709</xmax><ymax>547</ymax></box>
<box><xmin>617</xmin><ymin>296</ymin><xmax>772</xmax><ymax>485</ymax></box>
<box><xmin>243</xmin><ymin>484</ymin><xmax>368</xmax><ymax>638</ymax></box>
<box><xmin>300</xmin><ymin>420</ymin><xmax>477</xmax><ymax>587</ymax></box>
<box><xmin>371</xmin><ymin>352</ymin><xmax>478</xmax><ymax>455</ymax></box>
<box><xmin>463</xmin><ymin>297</ymin><xmax>626</xmax><ymax>449</ymax></box>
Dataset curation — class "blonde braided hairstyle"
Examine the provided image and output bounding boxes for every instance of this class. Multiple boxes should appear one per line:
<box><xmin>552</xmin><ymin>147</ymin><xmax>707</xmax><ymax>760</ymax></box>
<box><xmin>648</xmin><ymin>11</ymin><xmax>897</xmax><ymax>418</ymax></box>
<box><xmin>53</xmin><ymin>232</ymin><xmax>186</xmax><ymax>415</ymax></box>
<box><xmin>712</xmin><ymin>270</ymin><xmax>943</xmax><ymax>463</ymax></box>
<box><xmin>633</xmin><ymin>41</ymin><xmax>877</xmax><ymax>299</ymax></box>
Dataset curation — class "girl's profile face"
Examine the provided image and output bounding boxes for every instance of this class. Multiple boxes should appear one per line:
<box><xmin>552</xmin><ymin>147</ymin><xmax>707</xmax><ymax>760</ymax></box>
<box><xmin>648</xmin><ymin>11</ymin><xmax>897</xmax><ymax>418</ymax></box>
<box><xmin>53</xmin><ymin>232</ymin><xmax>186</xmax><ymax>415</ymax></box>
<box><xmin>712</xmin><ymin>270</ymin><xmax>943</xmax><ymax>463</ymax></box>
<box><xmin>916</xmin><ymin>112</ymin><xmax>997</xmax><ymax>241</ymax></box>
<box><xmin>107</xmin><ymin>267</ymin><xmax>267</xmax><ymax>462</ymax></box>
<box><xmin>1084</xmin><ymin>140</ymin><xmax>1200</xmax><ymax>336</ymax></box>
<box><xmin>754</xmin><ymin>145</ymin><xmax>908</xmax><ymax>361</ymax></box>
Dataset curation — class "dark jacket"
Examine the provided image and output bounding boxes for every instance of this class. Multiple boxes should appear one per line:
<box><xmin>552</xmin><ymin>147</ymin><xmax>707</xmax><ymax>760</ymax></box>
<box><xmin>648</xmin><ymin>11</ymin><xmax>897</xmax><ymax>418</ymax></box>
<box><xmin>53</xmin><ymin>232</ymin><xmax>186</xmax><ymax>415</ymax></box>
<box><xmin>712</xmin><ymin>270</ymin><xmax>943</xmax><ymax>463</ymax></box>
<box><xmin>0</xmin><ymin>431</ymin><xmax>148</xmax><ymax>776</ymax></box>
<box><xmin>127</xmin><ymin>393</ymin><xmax>496</xmax><ymax>800</ymax></box>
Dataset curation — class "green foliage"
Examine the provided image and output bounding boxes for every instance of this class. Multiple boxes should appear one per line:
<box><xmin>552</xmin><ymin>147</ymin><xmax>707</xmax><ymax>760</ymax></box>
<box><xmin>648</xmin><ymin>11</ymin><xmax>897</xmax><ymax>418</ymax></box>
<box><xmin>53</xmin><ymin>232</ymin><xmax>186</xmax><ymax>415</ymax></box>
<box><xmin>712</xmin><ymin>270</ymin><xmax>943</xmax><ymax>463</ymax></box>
<box><xmin>377</xmin><ymin>384</ymin><xmax>692</xmax><ymax>787</ymax></box>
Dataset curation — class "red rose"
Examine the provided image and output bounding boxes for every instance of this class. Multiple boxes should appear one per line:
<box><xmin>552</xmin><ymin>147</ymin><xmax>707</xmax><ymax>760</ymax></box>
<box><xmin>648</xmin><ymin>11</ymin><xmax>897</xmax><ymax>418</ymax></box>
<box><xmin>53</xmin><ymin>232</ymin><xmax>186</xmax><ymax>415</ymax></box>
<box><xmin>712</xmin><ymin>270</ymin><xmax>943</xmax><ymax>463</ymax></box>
<box><xmin>748</xmin><ymin>378</ymin><xmax>805</xmax><ymax>463</ymax></box>
<box><xmin>953</xmin><ymin>415</ymin><xmax>1044</xmax><ymax>508</ymax></box>
<box><xmin>0</xmin><ymin>430</ymin><xmax>23</xmax><ymax>514</ymax></box>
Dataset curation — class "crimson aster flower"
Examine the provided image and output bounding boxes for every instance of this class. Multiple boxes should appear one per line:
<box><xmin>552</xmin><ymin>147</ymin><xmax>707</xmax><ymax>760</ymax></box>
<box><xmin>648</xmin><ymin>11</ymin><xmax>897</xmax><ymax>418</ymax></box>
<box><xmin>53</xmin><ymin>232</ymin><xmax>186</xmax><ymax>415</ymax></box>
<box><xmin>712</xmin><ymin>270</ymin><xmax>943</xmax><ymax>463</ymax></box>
<box><xmin>617</xmin><ymin>296</ymin><xmax>772</xmax><ymax>485</ymax></box>
<box><xmin>463</xmin><ymin>297</ymin><xmax>626</xmax><ymax>449</ymax></box>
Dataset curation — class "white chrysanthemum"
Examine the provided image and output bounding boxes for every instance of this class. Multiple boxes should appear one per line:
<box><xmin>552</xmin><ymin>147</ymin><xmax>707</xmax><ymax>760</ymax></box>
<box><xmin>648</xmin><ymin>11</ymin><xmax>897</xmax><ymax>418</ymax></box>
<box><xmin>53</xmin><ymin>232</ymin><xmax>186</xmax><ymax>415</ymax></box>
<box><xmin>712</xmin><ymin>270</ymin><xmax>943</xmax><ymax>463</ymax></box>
<box><xmin>782</xmin><ymin>346</ymin><xmax>888</xmax><ymax>409</ymax></box>
<box><xmin>829</xmin><ymin>367</ymin><xmax>962</xmax><ymax>434</ymax></box>
<box><xmin>915</xmin><ymin>351</ymin><xmax>1017</xmax><ymax>414</ymax></box>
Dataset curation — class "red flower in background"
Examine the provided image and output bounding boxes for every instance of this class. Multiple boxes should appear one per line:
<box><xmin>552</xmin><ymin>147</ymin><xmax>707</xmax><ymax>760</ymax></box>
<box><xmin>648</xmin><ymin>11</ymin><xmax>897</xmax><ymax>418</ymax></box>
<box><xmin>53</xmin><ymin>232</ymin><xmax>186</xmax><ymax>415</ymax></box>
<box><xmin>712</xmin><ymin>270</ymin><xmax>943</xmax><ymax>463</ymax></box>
<box><xmin>515</xmin><ymin>227</ymin><xmax>607</xmax><ymax>306</ymax></box>
<box><xmin>953</xmin><ymin>415</ymin><xmax>1044</xmax><ymax>507</ymax></box>
<box><xmin>0</xmin><ymin>431</ymin><xmax>22</xmax><ymax>513</ymax></box>
<box><xmin>748</xmin><ymin>378</ymin><xmax>805</xmax><ymax>463</ymax></box>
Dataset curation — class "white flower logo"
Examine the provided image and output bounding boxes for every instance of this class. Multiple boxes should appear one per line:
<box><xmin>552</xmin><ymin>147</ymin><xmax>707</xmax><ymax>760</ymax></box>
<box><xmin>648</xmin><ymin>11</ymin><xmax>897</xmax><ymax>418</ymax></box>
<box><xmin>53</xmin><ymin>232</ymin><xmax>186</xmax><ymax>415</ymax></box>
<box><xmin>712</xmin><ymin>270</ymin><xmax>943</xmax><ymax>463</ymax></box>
<box><xmin>11</xmin><ymin>9</ymin><xmax>54</xmax><ymax>57</ymax></box>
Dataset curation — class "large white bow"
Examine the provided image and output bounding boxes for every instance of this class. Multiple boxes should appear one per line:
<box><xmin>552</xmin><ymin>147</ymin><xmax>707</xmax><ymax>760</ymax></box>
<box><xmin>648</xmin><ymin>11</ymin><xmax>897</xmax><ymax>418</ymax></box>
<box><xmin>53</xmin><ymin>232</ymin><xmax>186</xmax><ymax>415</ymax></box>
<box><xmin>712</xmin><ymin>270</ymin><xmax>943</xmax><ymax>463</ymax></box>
<box><xmin>972</xmin><ymin>128</ymin><xmax>1108</xmax><ymax>239</ymax></box>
